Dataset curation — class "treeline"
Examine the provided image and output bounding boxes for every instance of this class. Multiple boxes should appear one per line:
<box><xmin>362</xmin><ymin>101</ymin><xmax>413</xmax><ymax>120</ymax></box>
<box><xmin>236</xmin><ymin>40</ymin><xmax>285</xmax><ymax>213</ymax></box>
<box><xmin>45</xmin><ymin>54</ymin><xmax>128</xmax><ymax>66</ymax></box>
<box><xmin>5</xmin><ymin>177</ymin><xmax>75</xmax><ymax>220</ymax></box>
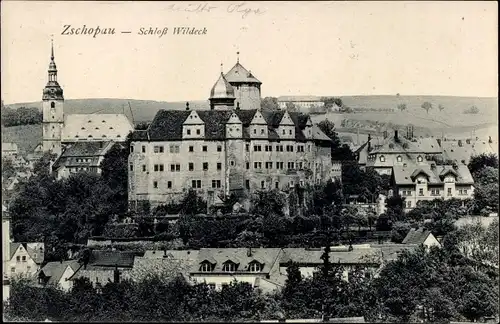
<box><xmin>5</xmin><ymin>238</ymin><xmax>499</xmax><ymax>323</ymax></box>
<box><xmin>1</xmin><ymin>106</ymin><xmax>42</xmax><ymax>127</ymax></box>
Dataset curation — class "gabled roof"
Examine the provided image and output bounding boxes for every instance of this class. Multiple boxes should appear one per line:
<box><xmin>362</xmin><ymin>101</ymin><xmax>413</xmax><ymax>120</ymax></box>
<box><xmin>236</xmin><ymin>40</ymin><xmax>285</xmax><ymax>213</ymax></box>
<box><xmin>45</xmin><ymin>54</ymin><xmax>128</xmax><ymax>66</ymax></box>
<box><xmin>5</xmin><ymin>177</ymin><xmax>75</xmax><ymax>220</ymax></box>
<box><xmin>224</xmin><ymin>62</ymin><xmax>261</xmax><ymax>84</ymax></box>
<box><xmin>370</xmin><ymin>135</ymin><xmax>440</xmax><ymax>155</ymax></box>
<box><xmin>38</xmin><ymin>260</ymin><xmax>81</xmax><ymax>285</ymax></box>
<box><xmin>10</xmin><ymin>242</ymin><xmax>45</xmax><ymax>264</ymax></box>
<box><xmin>393</xmin><ymin>164</ymin><xmax>474</xmax><ymax>185</ymax></box>
<box><xmin>62</xmin><ymin>114</ymin><xmax>133</xmax><ymax>142</ymax></box>
<box><xmin>193</xmin><ymin>248</ymin><xmax>282</xmax><ymax>273</ymax></box>
<box><xmin>52</xmin><ymin>141</ymin><xmax>115</xmax><ymax>170</ymax></box>
<box><xmin>131</xmin><ymin>109</ymin><xmax>331</xmax><ymax>143</ymax></box>
<box><xmin>402</xmin><ymin>228</ymin><xmax>433</xmax><ymax>245</ymax></box>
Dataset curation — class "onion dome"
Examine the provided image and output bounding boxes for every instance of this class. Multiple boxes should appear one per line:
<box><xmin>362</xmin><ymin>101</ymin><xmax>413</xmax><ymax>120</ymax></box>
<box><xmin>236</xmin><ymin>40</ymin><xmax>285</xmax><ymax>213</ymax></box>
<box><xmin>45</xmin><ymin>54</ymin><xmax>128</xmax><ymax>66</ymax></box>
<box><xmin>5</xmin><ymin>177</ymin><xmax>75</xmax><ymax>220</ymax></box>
<box><xmin>210</xmin><ymin>72</ymin><xmax>235</xmax><ymax>99</ymax></box>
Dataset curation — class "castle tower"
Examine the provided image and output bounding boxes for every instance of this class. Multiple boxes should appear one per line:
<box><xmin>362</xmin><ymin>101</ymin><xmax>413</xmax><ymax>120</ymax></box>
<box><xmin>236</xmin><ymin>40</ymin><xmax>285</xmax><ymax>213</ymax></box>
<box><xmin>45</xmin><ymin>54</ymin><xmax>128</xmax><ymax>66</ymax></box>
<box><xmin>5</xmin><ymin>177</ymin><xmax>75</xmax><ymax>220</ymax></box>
<box><xmin>42</xmin><ymin>39</ymin><xmax>64</xmax><ymax>156</ymax></box>
<box><xmin>209</xmin><ymin>64</ymin><xmax>236</xmax><ymax>110</ymax></box>
<box><xmin>3</xmin><ymin>204</ymin><xmax>11</xmax><ymax>302</ymax></box>
<box><xmin>224</xmin><ymin>52</ymin><xmax>262</xmax><ymax>110</ymax></box>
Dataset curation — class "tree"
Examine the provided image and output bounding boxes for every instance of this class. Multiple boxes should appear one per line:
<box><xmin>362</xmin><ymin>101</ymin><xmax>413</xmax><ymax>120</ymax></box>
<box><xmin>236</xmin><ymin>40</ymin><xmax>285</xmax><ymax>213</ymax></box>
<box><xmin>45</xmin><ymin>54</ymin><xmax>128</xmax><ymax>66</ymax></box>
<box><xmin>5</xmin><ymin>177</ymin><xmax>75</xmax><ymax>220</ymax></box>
<box><xmin>285</xmin><ymin>102</ymin><xmax>298</xmax><ymax>112</ymax></box>
<box><xmin>2</xmin><ymin>157</ymin><xmax>16</xmax><ymax>179</ymax></box>
<box><xmin>468</xmin><ymin>153</ymin><xmax>499</xmax><ymax>175</ymax></box>
<box><xmin>421</xmin><ymin>102</ymin><xmax>433</xmax><ymax>114</ymax></box>
<box><xmin>261</xmin><ymin>97</ymin><xmax>279</xmax><ymax>111</ymax></box>
<box><xmin>251</xmin><ymin>190</ymin><xmax>286</xmax><ymax>217</ymax></box>
<box><xmin>438</xmin><ymin>104</ymin><xmax>445</xmax><ymax>112</ymax></box>
<box><xmin>397</xmin><ymin>103</ymin><xmax>407</xmax><ymax>112</ymax></box>
<box><xmin>463</xmin><ymin>106</ymin><xmax>480</xmax><ymax>114</ymax></box>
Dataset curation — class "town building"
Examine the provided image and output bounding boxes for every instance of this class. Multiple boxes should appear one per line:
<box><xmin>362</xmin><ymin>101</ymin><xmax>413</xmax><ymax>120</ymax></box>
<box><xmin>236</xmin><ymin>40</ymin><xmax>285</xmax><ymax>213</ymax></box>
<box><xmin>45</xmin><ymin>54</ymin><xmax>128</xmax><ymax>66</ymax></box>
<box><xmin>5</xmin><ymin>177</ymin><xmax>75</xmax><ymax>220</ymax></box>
<box><xmin>366</xmin><ymin>128</ymin><xmax>443</xmax><ymax>176</ymax></box>
<box><xmin>8</xmin><ymin>242</ymin><xmax>45</xmax><ymax>279</ymax></box>
<box><xmin>128</xmin><ymin>59</ymin><xmax>334</xmax><ymax>210</ymax></box>
<box><xmin>441</xmin><ymin>136</ymin><xmax>498</xmax><ymax>165</ymax></box>
<box><xmin>40</xmin><ymin>40</ymin><xmax>133</xmax><ymax>174</ymax></box>
<box><xmin>51</xmin><ymin>141</ymin><xmax>117</xmax><ymax>180</ymax></box>
<box><xmin>391</xmin><ymin>163</ymin><xmax>474</xmax><ymax>211</ymax></box>
<box><xmin>37</xmin><ymin>260</ymin><xmax>81</xmax><ymax>292</ymax></box>
<box><xmin>277</xmin><ymin>96</ymin><xmax>326</xmax><ymax>110</ymax></box>
<box><xmin>3</xmin><ymin>204</ymin><xmax>11</xmax><ymax>302</ymax></box>
<box><xmin>402</xmin><ymin>228</ymin><xmax>441</xmax><ymax>249</ymax></box>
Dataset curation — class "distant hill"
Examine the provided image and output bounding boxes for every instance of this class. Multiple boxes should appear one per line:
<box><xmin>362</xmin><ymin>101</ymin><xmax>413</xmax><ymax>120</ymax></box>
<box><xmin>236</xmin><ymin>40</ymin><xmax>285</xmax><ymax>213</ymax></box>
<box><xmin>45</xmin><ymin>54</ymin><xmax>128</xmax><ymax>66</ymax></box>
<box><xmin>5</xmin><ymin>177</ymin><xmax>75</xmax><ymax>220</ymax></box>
<box><xmin>1</xmin><ymin>124</ymin><xmax>42</xmax><ymax>154</ymax></box>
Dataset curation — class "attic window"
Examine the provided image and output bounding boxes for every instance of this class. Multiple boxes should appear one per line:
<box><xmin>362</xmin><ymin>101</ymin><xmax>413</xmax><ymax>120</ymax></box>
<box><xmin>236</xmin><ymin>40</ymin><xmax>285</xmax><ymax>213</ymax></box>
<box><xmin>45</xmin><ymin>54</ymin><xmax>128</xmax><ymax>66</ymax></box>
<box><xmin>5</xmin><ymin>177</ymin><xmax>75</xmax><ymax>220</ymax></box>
<box><xmin>249</xmin><ymin>262</ymin><xmax>262</xmax><ymax>272</ymax></box>
<box><xmin>75</xmin><ymin>135</ymin><xmax>79</xmax><ymax>138</ymax></box>
<box><xmin>102</xmin><ymin>135</ymin><xmax>107</xmax><ymax>138</ymax></box>
<box><xmin>222</xmin><ymin>262</ymin><xmax>237</xmax><ymax>272</ymax></box>
<box><xmin>81</xmin><ymin>127</ymin><xmax>85</xmax><ymax>130</ymax></box>
<box><xmin>88</xmin><ymin>135</ymin><xmax>93</xmax><ymax>138</ymax></box>
<box><xmin>109</xmin><ymin>127</ymin><xmax>114</xmax><ymax>130</ymax></box>
<box><xmin>200</xmin><ymin>262</ymin><xmax>212</xmax><ymax>272</ymax></box>
<box><xmin>379</xmin><ymin>155</ymin><xmax>386</xmax><ymax>162</ymax></box>
<box><xmin>417</xmin><ymin>155</ymin><xmax>423</xmax><ymax>162</ymax></box>
<box><xmin>102</xmin><ymin>120</ymin><xmax>106</xmax><ymax>123</ymax></box>
<box><xmin>95</xmin><ymin>127</ymin><xmax>99</xmax><ymax>130</ymax></box>
<box><xmin>88</xmin><ymin>120</ymin><xmax>92</xmax><ymax>123</ymax></box>
<box><xmin>397</xmin><ymin>155</ymin><xmax>402</xmax><ymax>162</ymax></box>
<box><xmin>117</xmin><ymin>135</ymin><xmax>121</xmax><ymax>138</ymax></box>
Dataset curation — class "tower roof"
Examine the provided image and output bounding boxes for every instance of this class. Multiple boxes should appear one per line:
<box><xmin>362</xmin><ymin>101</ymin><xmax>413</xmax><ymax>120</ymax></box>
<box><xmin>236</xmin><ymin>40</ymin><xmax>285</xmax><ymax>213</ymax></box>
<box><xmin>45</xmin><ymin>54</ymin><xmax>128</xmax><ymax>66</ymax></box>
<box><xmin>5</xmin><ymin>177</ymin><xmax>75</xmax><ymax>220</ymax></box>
<box><xmin>48</xmin><ymin>39</ymin><xmax>57</xmax><ymax>72</ymax></box>
<box><xmin>224</xmin><ymin>62</ymin><xmax>261</xmax><ymax>84</ymax></box>
<box><xmin>210</xmin><ymin>72</ymin><xmax>236</xmax><ymax>99</ymax></box>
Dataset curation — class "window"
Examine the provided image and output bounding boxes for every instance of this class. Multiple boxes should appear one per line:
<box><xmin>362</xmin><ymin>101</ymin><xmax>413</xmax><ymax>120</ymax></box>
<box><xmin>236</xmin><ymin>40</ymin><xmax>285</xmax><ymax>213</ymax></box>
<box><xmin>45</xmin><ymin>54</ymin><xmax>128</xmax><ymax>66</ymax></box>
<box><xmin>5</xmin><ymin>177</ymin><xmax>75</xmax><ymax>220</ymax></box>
<box><xmin>200</xmin><ymin>263</ymin><xmax>212</xmax><ymax>272</ymax></box>
<box><xmin>254</xmin><ymin>145</ymin><xmax>262</xmax><ymax>152</ymax></box>
<box><xmin>288</xmin><ymin>162</ymin><xmax>295</xmax><ymax>169</ymax></box>
<box><xmin>417</xmin><ymin>155</ymin><xmax>423</xmax><ymax>162</ymax></box>
<box><xmin>406</xmin><ymin>201</ymin><xmax>412</xmax><ymax>208</ymax></box>
<box><xmin>192</xmin><ymin>180</ymin><xmax>202</xmax><ymax>188</ymax></box>
<box><xmin>418</xmin><ymin>188</ymin><xmax>424</xmax><ymax>196</ymax></box>
<box><xmin>189</xmin><ymin>163</ymin><xmax>194</xmax><ymax>171</ymax></box>
<box><xmin>16</xmin><ymin>256</ymin><xmax>20</xmax><ymax>262</ymax></box>
<box><xmin>463</xmin><ymin>189</ymin><xmax>468</xmax><ymax>195</ymax></box>
<box><xmin>159</xmin><ymin>164</ymin><xmax>164</xmax><ymax>172</ymax></box>
<box><xmin>276</xmin><ymin>145</ymin><xmax>284</xmax><ymax>152</ymax></box>
<box><xmin>275</xmin><ymin>182</ymin><xmax>279</xmax><ymax>189</ymax></box>
<box><xmin>171</xmin><ymin>164</ymin><xmax>181</xmax><ymax>172</ymax></box>
<box><xmin>167</xmin><ymin>181</ymin><xmax>172</xmax><ymax>189</ymax></box>
<box><xmin>265</xmin><ymin>145</ymin><xmax>273</xmax><ymax>152</ymax></box>
<box><xmin>261</xmin><ymin>181</ymin><xmax>265</xmax><ymax>189</ymax></box>
<box><xmin>282</xmin><ymin>129</ymin><xmax>286</xmax><ymax>135</ymax></box>
<box><xmin>246</xmin><ymin>180</ymin><xmax>250</xmax><ymax>189</ymax></box>
<box><xmin>217</xmin><ymin>145</ymin><xmax>222</xmax><ymax>152</ymax></box>
<box><xmin>217</xmin><ymin>163</ymin><xmax>222</xmax><ymax>170</ymax></box>
<box><xmin>11</xmin><ymin>267</ymin><xmax>15</xmax><ymax>273</ymax></box>
<box><xmin>153</xmin><ymin>181</ymin><xmax>158</xmax><ymax>188</ymax></box>
<box><xmin>260</xmin><ymin>129</ymin><xmax>265</xmax><ymax>134</ymax></box>
<box><xmin>246</xmin><ymin>144</ymin><xmax>250</xmax><ymax>152</ymax></box>
<box><xmin>397</xmin><ymin>155</ymin><xmax>402</xmax><ymax>162</ymax></box>
<box><xmin>308</xmin><ymin>145</ymin><xmax>311</xmax><ymax>152</ymax></box>
<box><xmin>203</xmin><ymin>162</ymin><xmax>209</xmax><ymax>171</ymax></box>
<box><xmin>153</xmin><ymin>146</ymin><xmax>164</xmax><ymax>153</ymax></box>
<box><xmin>230</xmin><ymin>160</ymin><xmax>235</xmax><ymax>166</ymax></box>
<box><xmin>202</xmin><ymin>146</ymin><xmax>207</xmax><ymax>152</ymax></box>
<box><xmin>265</xmin><ymin>162</ymin><xmax>273</xmax><ymax>169</ymax></box>
<box><xmin>253</xmin><ymin>129</ymin><xmax>257</xmax><ymax>134</ymax></box>
<box><xmin>129</xmin><ymin>164</ymin><xmax>134</xmax><ymax>172</ymax></box>
<box><xmin>286</xmin><ymin>145</ymin><xmax>294</xmax><ymax>152</ymax></box>
<box><xmin>51</xmin><ymin>102</ymin><xmax>55</xmax><ymax>108</ymax></box>
<box><xmin>447</xmin><ymin>188</ymin><xmax>452</xmax><ymax>196</ymax></box>
<box><xmin>276</xmin><ymin>162</ymin><xmax>284</xmax><ymax>169</ymax></box>
<box><xmin>254</xmin><ymin>162</ymin><xmax>262</xmax><ymax>169</ymax></box>
<box><xmin>212</xmin><ymin>180</ymin><xmax>221</xmax><ymax>188</ymax></box>
<box><xmin>170</xmin><ymin>145</ymin><xmax>180</xmax><ymax>153</ymax></box>
<box><xmin>297</xmin><ymin>162</ymin><xmax>303</xmax><ymax>169</ymax></box>
<box><xmin>154</xmin><ymin>164</ymin><xmax>159</xmax><ymax>172</ymax></box>
<box><xmin>196</xmin><ymin>129</ymin><xmax>201</xmax><ymax>135</ymax></box>
<box><xmin>142</xmin><ymin>145</ymin><xmax>146</xmax><ymax>153</ymax></box>
<box><xmin>297</xmin><ymin>145</ymin><xmax>304</xmax><ymax>152</ymax></box>
<box><xmin>187</xmin><ymin>129</ymin><xmax>191</xmax><ymax>135</ymax></box>
<box><xmin>27</xmin><ymin>266</ymin><xmax>31</xmax><ymax>272</ymax></box>
<box><xmin>379</xmin><ymin>155</ymin><xmax>386</xmax><ymax>162</ymax></box>
<box><xmin>246</xmin><ymin>162</ymin><xmax>250</xmax><ymax>169</ymax></box>
<box><xmin>222</xmin><ymin>262</ymin><xmax>237</xmax><ymax>272</ymax></box>
<box><xmin>249</xmin><ymin>262</ymin><xmax>261</xmax><ymax>272</ymax></box>
<box><xmin>208</xmin><ymin>283</ymin><xmax>216</xmax><ymax>290</ymax></box>
<box><xmin>289</xmin><ymin>129</ymin><xmax>292</xmax><ymax>135</ymax></box>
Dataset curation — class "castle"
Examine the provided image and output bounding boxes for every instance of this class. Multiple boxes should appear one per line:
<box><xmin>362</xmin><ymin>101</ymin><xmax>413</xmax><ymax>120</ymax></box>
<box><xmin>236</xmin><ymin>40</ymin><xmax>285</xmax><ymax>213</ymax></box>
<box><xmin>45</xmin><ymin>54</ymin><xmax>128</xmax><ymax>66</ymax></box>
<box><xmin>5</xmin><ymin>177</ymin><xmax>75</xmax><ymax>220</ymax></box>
<box><xmin>128</xmin><ymin>55</ymin><xmax>335</xmax><ymax>211</ymax></box>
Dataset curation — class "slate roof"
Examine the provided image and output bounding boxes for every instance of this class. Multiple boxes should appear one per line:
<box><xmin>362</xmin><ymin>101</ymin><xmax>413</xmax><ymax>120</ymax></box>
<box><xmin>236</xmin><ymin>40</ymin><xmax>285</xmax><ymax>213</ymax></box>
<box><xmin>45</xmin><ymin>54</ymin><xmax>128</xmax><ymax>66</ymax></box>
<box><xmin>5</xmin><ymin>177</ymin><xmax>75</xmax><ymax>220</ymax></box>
<box><xmin>210</xmin><ymin>73</ymin><xmax>235</xmax><ymax>99</ymax></box>
<box><xmin>402</xmin><ymin>228</ymin><xmax>434</xmax><ymax>245</ymax></box>
<box><xmin>130</xmin><ymin>256</ymin><xmax>196</xmax><ymax>282</ymax></box>
<box><xmin>87</xmin><ymin>250</ymin><xmax>142</xmax><ymax>268</ymax></box>
<box><xmin>143</xmin><ymin>250</ymin><xmax>199</xmax><ymax>260</ymax></box>
<box><xmin>442</xmin><ymin>140</ymin><xmax>498</xmax><ymax>165</ymax></box>
<box><xmin>52</xmin><ymin>141</ymin><xmax>115</xmax><ymax>170</ymax></box>
<box><xmin>370</xmin><ymin>136</ymin><xmax>439</xmax><ymax>154</ymax></box>
<box><xmin>62</xmin><ymin>114</ymin><xmax>133</xmax><ymax>142</ymax></box>
<box><xmin>38</xmin><ymin>260</ymin><xmax>81</xmax><ymax>285</ymax></box>
<box><xmin>280</xmin><ymin>247</ymin><xmax>382</xmax><ymax>265</ymax></box>
<box><xmin>393</xmin><ymin>164</ymin><xmax>474</xmax><ymax>185</ymax></box>
<box><xmin>132</xmin><ymin>109</ymin><xmax>332</xmax><ymax>143</ymax></box>
<box><xmin>193</xmin><ymin>248</ymin><xmax>282</xmax><ymax>273</ymax></box>
<box><xmin>224</xmin><ymin>62</ymin><xmax>261</xmax><ymax>84</ymax></box>
<box><xmin>378</xmin><ymin>244</ymin><xmax>418</xmax><ymax>262</ymax></box>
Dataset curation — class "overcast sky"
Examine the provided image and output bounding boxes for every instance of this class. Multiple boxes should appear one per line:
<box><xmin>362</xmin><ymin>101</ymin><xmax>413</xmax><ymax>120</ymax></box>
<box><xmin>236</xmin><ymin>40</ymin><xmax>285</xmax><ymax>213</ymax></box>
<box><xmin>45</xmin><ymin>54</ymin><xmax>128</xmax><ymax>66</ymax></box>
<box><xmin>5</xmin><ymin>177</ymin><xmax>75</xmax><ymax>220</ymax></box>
<box><xmin>1</xmin><ymin>1</ymin><xmax>497</xmax><ymax>104</ymax></box>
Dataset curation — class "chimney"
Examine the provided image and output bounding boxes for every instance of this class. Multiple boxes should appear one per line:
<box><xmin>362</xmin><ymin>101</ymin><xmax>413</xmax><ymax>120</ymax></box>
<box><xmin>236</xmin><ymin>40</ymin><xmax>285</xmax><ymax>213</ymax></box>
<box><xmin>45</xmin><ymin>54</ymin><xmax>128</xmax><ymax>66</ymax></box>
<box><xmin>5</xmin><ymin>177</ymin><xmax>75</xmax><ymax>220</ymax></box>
<box><xmin>186</xmin><ymin>102</ymin><xmax>190</xmax><ymax>111</ymax></box>
<box><xmin>458</xmin><ymin>140</ymin><xmax>463</xmax><ymax>147</ymax></box>
<box><xmin>247</xmin><ymin>247</ymin><xmax>253</xmax><ymax>257</ymax></box>
<box><xmin>394</xmin><ymin>130</ymin><xmax>399</xmax><ymax>142</ymax></box>
<box><xmin>367</xmin><ymin>134</ymin><xmax>372</xmax><ymax>152</ymax></box>
<box><xmin>236</xmin><ymin>102</ymin><xmax>240</xmax><ymax>110</ymax></box>
<box><xmin>489</xmin><ymin>136</ymin><xmax>493</xmax><ymax>144</ymax></box>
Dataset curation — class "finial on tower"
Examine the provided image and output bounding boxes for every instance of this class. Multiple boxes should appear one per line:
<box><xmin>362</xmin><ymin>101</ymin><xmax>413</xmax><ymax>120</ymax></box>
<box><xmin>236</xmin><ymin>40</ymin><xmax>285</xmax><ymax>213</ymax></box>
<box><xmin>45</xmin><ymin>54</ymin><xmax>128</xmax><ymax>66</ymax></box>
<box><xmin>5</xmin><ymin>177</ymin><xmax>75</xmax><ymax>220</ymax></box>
<box><xmin>220</xmin><ymin>62</ymin><xmax>223</xmax><ymax>74</ymax></box>
<box><xmin>50</xmin><ymin>35</ymin><xmax>54</xmax><ymax>60</ymax></box>
<box><xmin>237</xmin><ymin>51</ymin><xmax>240</xmax><ymax>63</ymax></box>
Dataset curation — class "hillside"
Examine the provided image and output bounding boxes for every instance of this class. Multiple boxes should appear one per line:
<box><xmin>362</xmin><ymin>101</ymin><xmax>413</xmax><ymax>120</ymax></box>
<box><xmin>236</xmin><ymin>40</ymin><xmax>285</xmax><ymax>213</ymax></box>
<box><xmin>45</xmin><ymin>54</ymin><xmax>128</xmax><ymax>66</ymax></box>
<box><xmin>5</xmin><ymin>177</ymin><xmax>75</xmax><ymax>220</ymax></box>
<box><xmin>1</xmin><ymin>124</ymin><xmax>42</xmax><ymax>154</ymax></box>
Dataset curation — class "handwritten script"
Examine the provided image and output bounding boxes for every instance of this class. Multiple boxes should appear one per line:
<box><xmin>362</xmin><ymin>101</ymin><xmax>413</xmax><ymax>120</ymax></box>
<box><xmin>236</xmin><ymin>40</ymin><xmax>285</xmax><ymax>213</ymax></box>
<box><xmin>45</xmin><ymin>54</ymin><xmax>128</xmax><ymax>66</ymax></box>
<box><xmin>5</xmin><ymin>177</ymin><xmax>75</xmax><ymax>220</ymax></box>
<box><xmin>166</xmin><ymin>2</ymin><xmax>266</xmax><ymax>19</ymax></box>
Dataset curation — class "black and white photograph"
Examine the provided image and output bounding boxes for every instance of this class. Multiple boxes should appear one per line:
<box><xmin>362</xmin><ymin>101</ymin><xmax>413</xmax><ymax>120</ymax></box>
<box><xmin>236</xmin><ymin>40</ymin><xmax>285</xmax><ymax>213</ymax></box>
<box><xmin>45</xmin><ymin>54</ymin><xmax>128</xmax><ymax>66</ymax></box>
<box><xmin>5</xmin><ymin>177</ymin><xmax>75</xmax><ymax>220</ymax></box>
<box><xmin>1</xmin><ymin>1</ymin><xmax>498</xmax><ymax>322</ymax></box>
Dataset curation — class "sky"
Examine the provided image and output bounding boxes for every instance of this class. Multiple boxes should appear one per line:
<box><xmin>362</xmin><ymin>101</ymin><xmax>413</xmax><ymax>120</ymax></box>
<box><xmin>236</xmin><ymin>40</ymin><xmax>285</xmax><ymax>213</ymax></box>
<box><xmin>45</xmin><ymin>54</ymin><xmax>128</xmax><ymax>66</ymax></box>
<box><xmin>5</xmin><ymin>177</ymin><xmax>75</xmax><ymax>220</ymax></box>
<box><xmin>1</xmin><ymin>1</ymin><xmax>498</xmax><ymax>104</ymax></box>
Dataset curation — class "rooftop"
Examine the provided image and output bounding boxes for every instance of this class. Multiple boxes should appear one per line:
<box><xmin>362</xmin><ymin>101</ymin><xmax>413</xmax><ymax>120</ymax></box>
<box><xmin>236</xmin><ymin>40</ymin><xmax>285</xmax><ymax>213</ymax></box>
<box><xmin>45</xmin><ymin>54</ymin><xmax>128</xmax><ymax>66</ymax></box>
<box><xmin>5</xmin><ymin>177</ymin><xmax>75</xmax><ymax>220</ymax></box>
<box><xmin>393</xmin><ymin>163</ymin><xmax>474</xmax><ymax>185</ymax></box>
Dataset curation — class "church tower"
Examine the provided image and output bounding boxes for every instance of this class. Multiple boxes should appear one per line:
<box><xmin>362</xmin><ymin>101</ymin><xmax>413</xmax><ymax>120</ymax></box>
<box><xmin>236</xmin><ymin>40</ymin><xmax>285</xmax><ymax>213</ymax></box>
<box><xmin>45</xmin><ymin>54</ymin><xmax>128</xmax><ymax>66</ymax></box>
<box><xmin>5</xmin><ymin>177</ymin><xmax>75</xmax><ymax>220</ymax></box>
<box><xmin>224</xmin><ymin>52</ymin><xmax>262</xmax><ymax>110</ymax></box>
<box><xmin>209</xmin><ymin>64</ymin><xmax>236</xmax><ymax>110</ymax></box>
<box><xmin>42</xmin><ymin>39</ymin><xmax>64</xmax><ymax>156</ymax></box>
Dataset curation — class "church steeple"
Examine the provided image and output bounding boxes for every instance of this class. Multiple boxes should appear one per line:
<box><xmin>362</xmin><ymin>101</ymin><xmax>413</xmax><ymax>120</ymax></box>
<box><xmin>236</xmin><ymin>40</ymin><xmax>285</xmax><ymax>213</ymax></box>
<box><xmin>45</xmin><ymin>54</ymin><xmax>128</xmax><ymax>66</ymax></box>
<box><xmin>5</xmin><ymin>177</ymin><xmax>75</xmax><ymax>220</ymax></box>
<box><xmin>43</xmin><ymin>38</ymin><xmax>63</xmax><ymax>100</ymax></box>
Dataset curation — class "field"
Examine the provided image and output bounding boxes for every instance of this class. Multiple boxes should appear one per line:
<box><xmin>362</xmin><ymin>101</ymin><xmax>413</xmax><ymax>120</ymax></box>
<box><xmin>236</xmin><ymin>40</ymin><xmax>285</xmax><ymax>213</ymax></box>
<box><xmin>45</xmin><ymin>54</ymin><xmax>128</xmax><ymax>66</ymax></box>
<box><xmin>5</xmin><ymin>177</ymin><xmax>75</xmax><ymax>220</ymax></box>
<box><xmin>4</xmin><ymin>95</ymin><xmax>497</xmax><ymax>154</ymax></box>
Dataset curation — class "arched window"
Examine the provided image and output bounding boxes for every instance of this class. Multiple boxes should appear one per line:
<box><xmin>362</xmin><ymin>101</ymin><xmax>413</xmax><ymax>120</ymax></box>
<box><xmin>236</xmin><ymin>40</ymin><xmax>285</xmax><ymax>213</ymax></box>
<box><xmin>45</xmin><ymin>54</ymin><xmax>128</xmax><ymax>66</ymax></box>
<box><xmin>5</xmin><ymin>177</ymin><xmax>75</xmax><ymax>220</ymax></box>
<box><xmin>222</xmin><ymin>262</ymin><xmax>237</xmax><ymax>272</ymax></box>
<box><xmin>379</xmin><ymin>155</ymin><xmax>386</xmax><ymax>162</ymax></box>
<box><xmin>50</xmin><ymin>102</ymin><xmax>55</xmax><ymax>108</ymax></box>
<box><xmin>200</xmin><ymin>262</ymin><xmax>212</xmax><ymax>272</ymax></box>
<box><xmin>397</xmin><ymin>155</ymin><xmax>402</xmax><ymax>162</ymax></box>
<box><xmin>248</xmin><ymin>262</ymin><xmax>262</xmax><ymax>272</ymax></box>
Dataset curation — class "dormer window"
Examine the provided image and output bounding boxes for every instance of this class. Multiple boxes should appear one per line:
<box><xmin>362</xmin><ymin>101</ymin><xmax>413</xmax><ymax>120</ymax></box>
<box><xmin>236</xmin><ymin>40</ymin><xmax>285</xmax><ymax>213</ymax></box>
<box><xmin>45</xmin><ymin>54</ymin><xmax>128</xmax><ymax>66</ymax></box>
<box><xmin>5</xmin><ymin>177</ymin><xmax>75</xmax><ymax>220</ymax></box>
<box><xmin>379</xmin><ymin>155</ymin><xmax>386</xmax><ymax>162</ymax></box>
<box><xmin>397</xmin><ymin>155</ymin><xmax>402</xmax><ymax>162</ymax></box>
<box><xmin>222</xmin><ymin>261</ymin><xmax>237</xmax><ymax>272</ymax></box>
<box><xmin>109</xmin><ymin>127</ymin><xmax>114</xmax><ymax>130</ymax></box>
<box><xmin>88</xmin><ymin>120</ymin><xmax>92</xmax><ymax>123</ymax></box>
<box><xmin>200</xmin><ymin>262</ymin><xmax>212</xmax><ymax>272</ymax></box>
<box><xmin>81</xmin><ymin>127</ymin><xmax>85</xmax><ymax>130</ymax></box>
<box><xmin>417</xmin><ymin>155</ymin><xmax>423</xmax><ymax>162</ymax></box>
<box><xmin>248</xmin><ymin>262</ymin><xmax>262</xmax><ymax>273</ymax></box>
<box><xmin>95</xmin><ymin>127</ymin><xmax>99</xmax><ymax>130</ymax></box>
